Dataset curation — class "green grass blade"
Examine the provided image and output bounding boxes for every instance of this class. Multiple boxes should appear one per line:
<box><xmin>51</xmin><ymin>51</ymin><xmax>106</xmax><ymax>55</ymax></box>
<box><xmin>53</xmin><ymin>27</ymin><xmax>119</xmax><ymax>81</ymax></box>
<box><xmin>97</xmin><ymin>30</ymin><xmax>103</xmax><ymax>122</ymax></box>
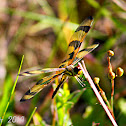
<box><xmin>0</xmin><ymin>55</ymin><xmax>24</xmax><ymax>126</ymax></box>
<box><xmin>25</xmin><ymin>107</ymin><xmax>37</xmax><ymax>126</ymax></box>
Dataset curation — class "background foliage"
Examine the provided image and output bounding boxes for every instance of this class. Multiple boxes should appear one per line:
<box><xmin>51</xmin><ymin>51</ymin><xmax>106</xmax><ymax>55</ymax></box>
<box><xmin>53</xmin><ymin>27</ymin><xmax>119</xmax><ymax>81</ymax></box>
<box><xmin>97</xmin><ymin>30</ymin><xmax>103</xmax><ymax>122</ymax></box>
<box><xmin>0</xmin><ymin>0</ymin><xmax>126</xmax><ymax>125</ymax></box>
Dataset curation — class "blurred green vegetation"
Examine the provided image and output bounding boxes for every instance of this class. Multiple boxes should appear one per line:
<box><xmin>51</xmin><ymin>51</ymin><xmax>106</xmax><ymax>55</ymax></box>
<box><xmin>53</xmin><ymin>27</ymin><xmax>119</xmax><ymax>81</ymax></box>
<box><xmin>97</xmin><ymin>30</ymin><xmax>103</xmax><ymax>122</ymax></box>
<box><xmin>0</xmin><ymin>0</ymin><xmax>126</xmax><ymax>125</ymax></box>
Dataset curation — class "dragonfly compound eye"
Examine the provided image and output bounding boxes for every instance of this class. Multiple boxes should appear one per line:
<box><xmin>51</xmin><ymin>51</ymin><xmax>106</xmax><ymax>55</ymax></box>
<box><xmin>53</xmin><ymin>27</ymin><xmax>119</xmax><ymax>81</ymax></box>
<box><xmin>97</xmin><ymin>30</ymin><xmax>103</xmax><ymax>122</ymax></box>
<box><xmin>73</xmin><ymin>67</ymin><xmax>81</xmax><ymax>75</ymax></box>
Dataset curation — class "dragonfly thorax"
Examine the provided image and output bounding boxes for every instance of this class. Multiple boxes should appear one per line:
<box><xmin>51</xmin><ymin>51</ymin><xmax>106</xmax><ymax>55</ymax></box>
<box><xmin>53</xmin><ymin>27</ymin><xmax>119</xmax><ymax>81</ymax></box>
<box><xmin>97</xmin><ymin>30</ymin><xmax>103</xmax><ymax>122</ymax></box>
<box><xmin>65</xmin><ymin>65</ymin><xmax>81</xmax><ymax>76</ymax></box>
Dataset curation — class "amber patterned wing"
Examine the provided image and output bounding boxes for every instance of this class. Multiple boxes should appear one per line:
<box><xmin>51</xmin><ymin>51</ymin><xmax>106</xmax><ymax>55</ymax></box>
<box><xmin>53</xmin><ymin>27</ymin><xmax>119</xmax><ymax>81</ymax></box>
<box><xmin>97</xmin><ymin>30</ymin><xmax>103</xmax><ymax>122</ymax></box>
<box><xmin>19</xmin><ymin>68</ymin><xmax>65</xmax><ymax>76</ymax></box>
<box><xmin>72</xmin><ymin>44</ymin><xmax>99</xmax><ymax>66</ymax></box>
<box><xmin>59</xmin><ymin>16</ymin><xmax>94</xmax><ymax>68</ymax></box>
<box><xmin>20</xmin><ymin>72</ymin><xmax>63</xmax><ymax>102</ymax></box>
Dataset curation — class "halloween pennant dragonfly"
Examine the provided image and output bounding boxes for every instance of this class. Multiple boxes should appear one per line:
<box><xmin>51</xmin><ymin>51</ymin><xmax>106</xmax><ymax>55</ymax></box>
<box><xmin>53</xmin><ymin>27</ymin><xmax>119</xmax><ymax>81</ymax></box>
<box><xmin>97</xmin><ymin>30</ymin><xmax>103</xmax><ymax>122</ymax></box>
<box><xmin>19</xmin><ymin>16</ymin><xmax>99</xmax><ymax>102</ymax></box>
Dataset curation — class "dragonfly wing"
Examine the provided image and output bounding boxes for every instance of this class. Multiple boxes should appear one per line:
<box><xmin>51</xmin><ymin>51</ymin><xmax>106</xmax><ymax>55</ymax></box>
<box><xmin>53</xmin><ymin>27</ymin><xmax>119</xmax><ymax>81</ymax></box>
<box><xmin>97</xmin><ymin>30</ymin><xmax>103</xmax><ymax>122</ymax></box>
<box><xmin>52</xmin><ymin>74</ymin><xmax>67</xmax><ymax>99</ymax></box>
<box><xmin>20</xmin><ymin>72</ymin><xmax>62</xmax><ymax>102</ymax></box>
<box><xmin>72</xmin><ymin>44</ymin><xmax>99</xmax><ymax>65</ymax></box>
<box><xmin>59</xmin><ymin>16</ymin><xmax>93</xmax><ymax>68</ymax></box>
<box><xmin>19</xmin><ymin>68</ymin><xmax>65</xmax><ymax>76</ymax></box>
<box><xmin>75</xmin><ymin>75</ymin><xmax>86</xmax><ymax>87</ymax></box>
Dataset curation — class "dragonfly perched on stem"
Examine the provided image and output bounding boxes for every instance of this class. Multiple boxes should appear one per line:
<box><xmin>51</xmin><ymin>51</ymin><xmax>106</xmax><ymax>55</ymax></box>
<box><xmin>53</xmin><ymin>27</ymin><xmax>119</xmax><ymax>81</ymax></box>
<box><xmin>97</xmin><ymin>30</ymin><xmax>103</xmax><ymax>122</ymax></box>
<box><xmin>19</xmin><ymin>16</ymin><xmax>99</xmax><ymax>102</ymax></box>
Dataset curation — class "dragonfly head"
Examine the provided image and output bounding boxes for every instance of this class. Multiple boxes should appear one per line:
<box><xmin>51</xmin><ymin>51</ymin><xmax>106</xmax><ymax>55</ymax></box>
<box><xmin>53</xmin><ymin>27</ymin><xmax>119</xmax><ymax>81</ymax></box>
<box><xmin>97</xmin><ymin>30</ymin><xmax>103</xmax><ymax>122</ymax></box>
<box><xmin>73</xmin><ymin>66</ymin><xmax>82</xmax><ymax>75</ymax></box>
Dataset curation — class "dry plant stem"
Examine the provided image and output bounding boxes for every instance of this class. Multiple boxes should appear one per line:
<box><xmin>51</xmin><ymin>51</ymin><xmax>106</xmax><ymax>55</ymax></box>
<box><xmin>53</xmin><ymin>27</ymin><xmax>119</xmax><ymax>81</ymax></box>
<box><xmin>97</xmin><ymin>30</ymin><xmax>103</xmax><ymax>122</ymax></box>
<box><xmin>107</xmin><ymin>57</ymin><xmax>112</xmax><ymax>72</ymax></box>
<box><xmin>110</xmin><ymin>79</ymin><xmax>115</xmax><ymax>118</ymax></box>
<box><xmin>78</xmin><ymin>61</ymin><xmax>118</xmax><ymax>126</ymax></box>
<box><xmin>107</xmin><ymin>57</ymin><xmax>114</xmax><ymax>116</ymax></box>
<box><xmin>111</xmin><ymin>79</ymin><xmax>114</xmax><ymax>98</ymax></box>
<box><xmin>97</xmin><ymin>84</ymin><xmax>111</xmax><ymax>109</ymax></box>
<box><xmin>111</xmin><ymin>79</ymin><xmax>114</xmax><ymax>111</ymax></box>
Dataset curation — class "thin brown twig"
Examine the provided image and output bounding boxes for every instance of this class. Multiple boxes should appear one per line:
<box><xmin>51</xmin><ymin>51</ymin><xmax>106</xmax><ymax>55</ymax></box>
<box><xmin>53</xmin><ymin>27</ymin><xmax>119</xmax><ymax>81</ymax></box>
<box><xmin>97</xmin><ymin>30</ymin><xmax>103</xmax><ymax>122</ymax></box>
<box><xmin>111</xmin><ymin>79</ymin><xmax>114</xmax><ymax>103</ymax></box>
<box><xmin>78</xmin><ymin>60</ymin><xmax>118</xmax><ymax>126</ymax></box>
<box><xmin>107</xmin><ymin>57</ymin><xmax>112</xmax><ymax>72</ymax></box>
<box><xmin>107</xmin><ymin>56</ymin><xmax>115</xmax><ymax>118</ymax></box>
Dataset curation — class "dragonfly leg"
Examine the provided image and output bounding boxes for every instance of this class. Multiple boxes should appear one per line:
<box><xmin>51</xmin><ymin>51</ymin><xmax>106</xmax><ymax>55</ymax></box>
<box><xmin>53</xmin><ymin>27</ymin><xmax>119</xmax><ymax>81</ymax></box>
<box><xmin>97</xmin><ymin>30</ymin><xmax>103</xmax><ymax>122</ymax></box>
<box><xmin>75</xmin><ymin>75</ymin><xmax>86</xmax><ymax>87</ymax></box>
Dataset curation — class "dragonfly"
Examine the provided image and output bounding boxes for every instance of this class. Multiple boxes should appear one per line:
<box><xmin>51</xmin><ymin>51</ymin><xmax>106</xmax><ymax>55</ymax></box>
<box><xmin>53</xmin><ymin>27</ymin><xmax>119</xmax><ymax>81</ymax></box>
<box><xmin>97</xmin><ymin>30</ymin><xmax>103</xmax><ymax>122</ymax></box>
<box><xmin>19</xmin><ymin>16</ymin><xmax>99</xmax><ymax>102</ymax></box>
